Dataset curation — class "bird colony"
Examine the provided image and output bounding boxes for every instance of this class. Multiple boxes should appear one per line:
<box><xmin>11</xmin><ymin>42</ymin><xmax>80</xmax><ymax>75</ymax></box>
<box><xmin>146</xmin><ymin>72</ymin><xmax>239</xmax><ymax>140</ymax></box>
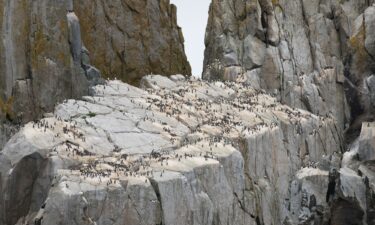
<box><xmin>0</xmin><ymin>75</ymin><xmax>372</xmax><ymax>225</ymax></box>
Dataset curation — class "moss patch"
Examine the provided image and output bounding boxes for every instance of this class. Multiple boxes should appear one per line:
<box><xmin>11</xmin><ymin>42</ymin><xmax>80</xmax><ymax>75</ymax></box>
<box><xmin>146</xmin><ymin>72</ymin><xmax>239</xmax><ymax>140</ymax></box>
<box><xmin>349</xmin><ymin>24</ymin><xmax>366</xmax><ymax>57</ymax></box>
<box><xmin>87</xmin><ymin>112</ymin><xmax>96</xmax><ymax>117</ymax></box>
<box><xmin>349</xmin><ymin>23</ymin><xmax>371</xmax><ymax>73</ymax></box>
<box><xmin>31</xmin><ymin>29</ymin><xmax>48</xmax><ymax>68</ymax></box>
<box><xmin>0</xmin><ymin>96</ymin><xmax>15</xmax><ymax>121</ymax></box>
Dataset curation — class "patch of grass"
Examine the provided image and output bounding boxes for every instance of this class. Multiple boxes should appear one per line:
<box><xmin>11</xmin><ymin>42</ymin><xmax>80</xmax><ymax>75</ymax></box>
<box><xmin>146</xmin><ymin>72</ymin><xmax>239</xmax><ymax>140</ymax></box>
<box><xmin>87</xmin><ymin>112</ymin><xmax>96</xmax><ymax>117</ymax></box>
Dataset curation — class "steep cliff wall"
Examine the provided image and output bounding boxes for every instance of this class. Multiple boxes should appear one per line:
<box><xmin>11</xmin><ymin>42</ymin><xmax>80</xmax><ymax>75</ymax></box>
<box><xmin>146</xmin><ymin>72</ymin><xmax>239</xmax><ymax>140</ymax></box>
<box><xmin>203</xmin><ymin>0</ymin><xmax>375</xmax><ymax>136</ymax></box>
<box><xmin>0</xmin><ymin>0</ymin><xmax>191</xmax><ymax>148</ymax></box>
<box><xmin>0</xmin><ymin>75</ymin><xmax>373</xmax><ymax>225</ymax></box>
<box><xmin>0</xmin><ymin>0</ymin><xmax>94</xmax><ymax>123</ymax></box>
<box><xmin>0</xmin><ymin>76</ymin><xmax>344</xmax><ymax>225</ymax></box>
<box><xmin>74</xmin><ymin>0</ymin><xmax>191</xmax><ymax>84</ymax></box>
<box><xmin>1</xmin><ymin>1</ymin><xmax>375</xmax><ymax>224</ymax></box>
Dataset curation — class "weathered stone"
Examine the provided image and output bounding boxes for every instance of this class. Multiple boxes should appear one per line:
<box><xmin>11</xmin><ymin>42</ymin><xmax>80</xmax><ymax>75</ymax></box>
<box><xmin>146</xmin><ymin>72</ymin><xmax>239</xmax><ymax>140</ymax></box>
<box><xmin>0</xmin><ymin>76</ymin><xmax>344</xmax><ymax>225</ymax></box>
<box><xmin>0</xmin><ymin>0</ymin><xmax>195</xmax><ymax>150</ymax></box>
<box><xmin>73</xmin><ymin>0</ymin><xmax>191</xmax><ymax>84</ymax></box>
<box><xmin>358</xmin><ymin>122</ymin><xmax>375</xmax><ymax>161</ymax></box>
<box><xmin>203</xmin><ymin>0</ymin><xmax>361</xmax><ymax>130</ymax></box>
<box><xmin>0</xmin><ymin>0</ymin><xmax>101</xmax><ymax>128</ymax></box>
<box><xmin>346</xmin><ymin>5</ymin><xmax>375</xmax><ymax>129</ymax></box>
<box><xmin>243</xmin><ymin>35</ymin><xmax>266</xmax><ymax>70</ymax></box>
<box><xmin>365</xmin><ymin>6</ymin><xmax>375</xmax><ymax>58</ymax></box>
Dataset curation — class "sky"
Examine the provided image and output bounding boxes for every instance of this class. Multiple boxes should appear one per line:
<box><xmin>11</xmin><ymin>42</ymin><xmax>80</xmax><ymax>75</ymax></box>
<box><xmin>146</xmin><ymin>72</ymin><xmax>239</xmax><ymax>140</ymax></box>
<box><xmin>170</xmin><ymin>0</ymin><xmax>211</xmax><ymax>77</ymax></box>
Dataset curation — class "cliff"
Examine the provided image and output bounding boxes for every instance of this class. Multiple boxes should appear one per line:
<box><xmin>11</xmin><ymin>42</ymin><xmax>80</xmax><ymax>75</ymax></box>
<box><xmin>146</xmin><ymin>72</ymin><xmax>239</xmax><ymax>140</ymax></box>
<box><xmin>0</xmin><ymin>75</ymin><xmax>360</xmax><ymax>225</ymax></box>
<box><xmin>74</xmin><ymin>0</ymin><xmax>191</xmax><ymax>84</ymax></box>
<box><xmin>1</xmin><ymin>0</ymin><xmax>375</xmax><ymax>224</ymax></box>
<box><xmin>0</xmin><ymin>0</ymin><xmax>191</xmax><ymax>148</ymax></box>
<box><xmin>0</xmin><ymin>0</ymin><xmax>97</xmax><ymax>123</ymax></box>
<box><xmin>203</xmin><ymin>0</ymin><xmax>375</xmax><ymax>138</ymax></box>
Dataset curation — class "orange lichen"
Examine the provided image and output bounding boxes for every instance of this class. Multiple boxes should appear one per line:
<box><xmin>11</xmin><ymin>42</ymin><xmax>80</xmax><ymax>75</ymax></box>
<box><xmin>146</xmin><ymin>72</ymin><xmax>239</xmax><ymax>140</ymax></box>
<box><xmin>349</xmin><ymin>25</ymin><xmax>366</xmax><ymax>55</ymax></box>
<box><xmin>57</xmin><ymin>51</ymin><xmax>70</xmax><ymax>67</ymax></box>
<box><xmin>31</xmin><ymin>28</ymin><xmax>48</xmax><ymax>68</ymax></box>
<box><xmin>0</xmin><ymin>96</ymin><xmax>15</xmax><ymax>120</ymax></box>
<box><xmin>349</xmin><ymin>23</ymin><xmax>370</xmax><ymax>73</ymax></box>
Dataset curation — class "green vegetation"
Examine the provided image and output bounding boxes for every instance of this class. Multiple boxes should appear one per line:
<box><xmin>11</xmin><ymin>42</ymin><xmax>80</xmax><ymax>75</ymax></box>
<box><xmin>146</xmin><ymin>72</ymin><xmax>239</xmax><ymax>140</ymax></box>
<box><xmin>87</xmin><ymin>112</ymin><xmax>96</xmax><ymax>117</ymax></box>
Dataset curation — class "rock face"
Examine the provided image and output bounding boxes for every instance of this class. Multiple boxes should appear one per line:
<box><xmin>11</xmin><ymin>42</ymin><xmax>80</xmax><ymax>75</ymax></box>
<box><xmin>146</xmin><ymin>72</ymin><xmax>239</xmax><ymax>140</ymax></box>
<box><xmin>1</xmin><ymin>1</ymin><xmax>375</xmax><ymax>224</ymax></box>
<box><xmin>74</xmin><ymin>0</ymin><xmax>191</xmax><ymax>84</ymax></box>
<box><xmin>342</xmin><ymin>122</ymin><xmax>375</xmax><ymax>225</ymax></box>
<box><xmin>203</xmin><ymin>0</ymin><xmax>375</xmax><ymax>133</ymax></box>
<box><xmin>1</xmin><ymin>75</ymin><xmax>372</xmax><ymax>225</ymax></box>
<box><xmin>0</xmin><ymin>0</ymin><xmax>100</xmax><ymax>123</ymax></box>
<box><xmin>347</xmin><ymin>4</ymin><xmax>375</xmax><ymax>132</ymax></box>
<box><xmin>0</xmin><ymin>0</ymin><xmax>191</xmax><ymax>148</ymax></box>
<box><xmin>201</xmin><ymin>2</ymin><xmax>375</xmax><ymax>222</ymax></box>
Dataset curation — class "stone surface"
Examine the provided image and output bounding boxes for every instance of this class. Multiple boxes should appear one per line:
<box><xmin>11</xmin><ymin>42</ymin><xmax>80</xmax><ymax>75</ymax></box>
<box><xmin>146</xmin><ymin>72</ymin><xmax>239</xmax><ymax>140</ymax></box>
<box><xmin>1</xmin><ymin>1</ymin><xmax>375</xmax><ymax>224</ymax></box>
<box><xmin>341</xmin><ymin>121</ymin><xmax>375</xmax><ymax>225</ymax></box>
<box><xmin>0</xmin><ymin>0</ymin><xmax>92</xmax><ymax>123</ymax></box>
<box><xmin>73</xmin><ymin>0</ymin><xmax>191</xmax><ymax>84</ymax></box>
<box><xmin>0</xmin><ymin>0</ymin><xmax>100</xmax><ymax>148</ymax></box>
<box><xmin>203</xmin><ymin>0</ymin><xmax>375</xmax><ymax>134</ymax></box>
<box><xmin>0</xmin><ymin>75</ymin><xmax>352</xmax><ymax>225</ymax></box>
<box><xmin>358</xmin><ymin>122</ymin><xmax>375</xmax><ymax>161</ymax></box>
<box><xmin>0</xmin><ymin>0</ymin><xmax>191</xmax><ymax>148</ymax></box>
<box><xmin>346</xmin><ymin>4</ymin><xmax>375</xmax><ymax>134</ymax></box>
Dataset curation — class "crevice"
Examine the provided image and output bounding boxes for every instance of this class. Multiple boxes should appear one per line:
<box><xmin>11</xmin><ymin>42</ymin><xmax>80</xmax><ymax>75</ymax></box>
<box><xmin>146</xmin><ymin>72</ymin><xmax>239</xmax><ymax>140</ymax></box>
<box><xmin>233</xmin><ymin>192</ymin><xmax>256</xmax><ymax>219</ymax></box>
<box><xmin>127</xmin><ymin>194</ymin><xmax>149</xmax><ymax>225</ymax></box>
<box><xmin>149</xmin><ymin>178</ymin><xmax>164</xmax><ymax>225</ymax></box>
<box><xmin>300</xmin><ymin>0</ymin><xmax>316</xmax><ymax>74</ymax></box>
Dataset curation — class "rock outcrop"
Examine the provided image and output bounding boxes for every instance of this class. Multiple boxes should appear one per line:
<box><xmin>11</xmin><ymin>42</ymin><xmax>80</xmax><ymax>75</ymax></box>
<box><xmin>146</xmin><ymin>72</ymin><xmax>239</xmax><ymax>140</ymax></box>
<box><xmin>1</xmin><ymin>1</ymin><xmax>375</xmax><ymax>224</ymax></box>
<box><xmin>0</xmin><ymin>0</ymin><xmax>96</xmax><ymax>120</ymax></box>
<box><xmin>74</xmin><ymin>0</ymin><xmax>191</xmax><ymax>84</ymax></box>
<box><xmin>341</xmin><ymin>122</ymin><xmax>375</xmax><ymax>225</ymax></box>
<box><xmin>346</xmin><ymin>4</ymin><xmax>375</xmax><ymax>135</ymax></box>
<box><xmin>0</xmin><ymin>0</ymin><xmax>191</xmax><ymax>148</ymax></box>
<box><xmin>203</xmin><ymin>0</ymin><xmax>375</xmax><ymax>134</ymax></box>
<box><xmin>1</xmin><ymin>75</ymin><xmax>372</xmax><ymax>225</ymax></box>
<box><xmin>0</xmin><ymin>0</ymin><xmax>102</xmax><ymax>148</ymax></box>
<box><xmin>202</xmin><ymin>2</ymin><xmax>375</xmax><ymax>222</ymax></box>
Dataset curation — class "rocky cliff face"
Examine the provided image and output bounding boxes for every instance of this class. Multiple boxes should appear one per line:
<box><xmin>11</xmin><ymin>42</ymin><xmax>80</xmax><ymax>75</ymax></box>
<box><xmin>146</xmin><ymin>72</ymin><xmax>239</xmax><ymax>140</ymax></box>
<box><xmin>0</xmin><ymin>0</ymin><xmax>191</xmax><ymax>148</ymax></box>
<box><xmin>0</xmin><ymin>0</ymin><xmax>97</xmax><ymax>123</ymax></box>
<box><xmin>203</xmin><ymin>0</ymin><xmax>375</xmax><ymax>136</ymax></box>
<box><xmin>1</xmin><ymin>1</ymin><xmax>375</xmax><ymax>225</ymax></box>
<box><xmin>74</xmin><ymin>0</ymin><xmax>191</xmax><ymax>84</ymax></box>
<box><xmin>201</xmin><ymin>1</ymin><xmax>375</xmax><ymax>223</ymax></box>
<box><xmin>0</xmin><ymin>75</ymin><xmax>373</xmax><ymax>225</ymax></box>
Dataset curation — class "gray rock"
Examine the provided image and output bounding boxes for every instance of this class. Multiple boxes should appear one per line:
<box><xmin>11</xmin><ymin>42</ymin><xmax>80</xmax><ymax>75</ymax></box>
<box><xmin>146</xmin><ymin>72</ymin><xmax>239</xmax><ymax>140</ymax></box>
<box><xmin>0</xmin><ymin>76</ymin><xmax>346</xmax><ymax>225</ymax></box>
<box><xmin>243</xmin><ymin>35</ymin><xmax>266</xmax><ymax>70</ymax></box>
<box><xmin>0</xmin><ymin>0</ymin><xmax>192</xmax><ymax>147</ymax></box>
<box><xmin>203</xmin><ymin>0</ymin><xmax>363</xmax><ymax>130</ymax></box>
<box><xmin>73</xmin><ymin>0</ymin><xmax>191</xmax><ymax>84</ymax></box>
<box><xmin>358</xmin><ymin>122</ymin><xmax>375</xmax><ymax>161</ymax></box>
<box><xmin>67</xmin><ymin>12</ymin><xmax>82</xmax><ymax>64</ymax></box>
<box><xmin>0</xmin><ymin>0</ymin><xmax>103</xmax><ymax>132</ymax></box>
<box><xmin>365</xmin><ymin>6</ymin><xmax>375</xmax><ymax>58</ymax></box>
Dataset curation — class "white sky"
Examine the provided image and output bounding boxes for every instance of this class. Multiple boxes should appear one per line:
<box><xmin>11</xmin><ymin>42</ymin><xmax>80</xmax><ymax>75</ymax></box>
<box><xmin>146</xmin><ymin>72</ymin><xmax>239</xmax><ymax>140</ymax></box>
<box><xmin>170</xmin><ymin>0</ymin><xmax>211</xmax><ymax>77</ymax></box>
